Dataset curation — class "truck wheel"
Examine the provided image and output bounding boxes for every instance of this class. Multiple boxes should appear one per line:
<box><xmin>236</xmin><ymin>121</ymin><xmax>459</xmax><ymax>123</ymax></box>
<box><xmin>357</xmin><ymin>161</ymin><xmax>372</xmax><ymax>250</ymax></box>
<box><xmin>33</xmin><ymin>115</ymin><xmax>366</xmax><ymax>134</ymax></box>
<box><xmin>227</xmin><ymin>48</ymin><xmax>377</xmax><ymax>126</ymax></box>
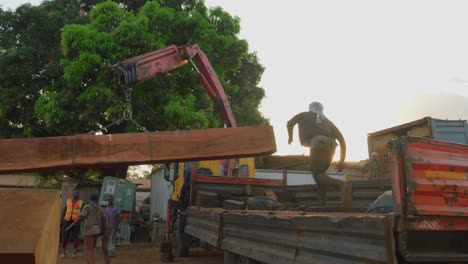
<box><xmin>174</xmin><ymin>230</ymin><xmax>191</xmax><ymax>257</ymax></box>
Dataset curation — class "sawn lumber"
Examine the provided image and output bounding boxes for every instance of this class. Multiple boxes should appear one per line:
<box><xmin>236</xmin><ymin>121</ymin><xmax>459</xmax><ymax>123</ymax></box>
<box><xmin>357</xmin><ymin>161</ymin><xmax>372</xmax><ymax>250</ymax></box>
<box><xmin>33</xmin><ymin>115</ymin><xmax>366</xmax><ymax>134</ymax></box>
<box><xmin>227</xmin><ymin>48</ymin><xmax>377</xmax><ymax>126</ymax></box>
<box><xmin>0</xmin><ymin>125</ymin><xmax>276</xmax><ymax>174</ymax></box>
<box><xmin>0</xmin><ymin>188</ymin><xmax>60</xmax><ymax>263</ymax></box>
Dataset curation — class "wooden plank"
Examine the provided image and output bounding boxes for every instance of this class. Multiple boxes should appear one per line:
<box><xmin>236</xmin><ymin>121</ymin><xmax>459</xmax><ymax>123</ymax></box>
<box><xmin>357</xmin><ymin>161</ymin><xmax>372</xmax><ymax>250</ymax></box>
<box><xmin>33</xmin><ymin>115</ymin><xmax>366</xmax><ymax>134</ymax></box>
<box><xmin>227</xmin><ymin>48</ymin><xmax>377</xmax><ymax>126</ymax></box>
<box><xmin>223</xmin><ymin>199</ymin><xmax>246</xmax><ymax>210</ymax></box>
<box><xmin>0</xmin><ymin>188</ymin><xmax>60</xmax><ymax>264</ymax></box>
<box><xmin>192</xmin><ymin>175</ymin><xmax>284</xmax><ymax>187</ymax></box>
<box><xmin>0</xmin><ymin>125</ymin><xmax>276</xmax><ymax>174</ymax></box>
<box><xmin>196</xmin><ymin>191</ymin><xmax>220</xmax><ymax>207</ymax></box>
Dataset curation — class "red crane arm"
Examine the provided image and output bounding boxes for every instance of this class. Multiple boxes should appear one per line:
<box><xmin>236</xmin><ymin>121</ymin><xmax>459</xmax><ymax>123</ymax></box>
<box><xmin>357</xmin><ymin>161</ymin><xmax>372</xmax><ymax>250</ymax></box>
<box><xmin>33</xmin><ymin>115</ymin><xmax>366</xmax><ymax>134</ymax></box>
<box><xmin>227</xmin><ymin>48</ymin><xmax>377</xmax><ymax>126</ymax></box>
<box><xmin>116</xmin><ymin>44</ymin><xmax>236</xmax><ymax>128</ymax></box>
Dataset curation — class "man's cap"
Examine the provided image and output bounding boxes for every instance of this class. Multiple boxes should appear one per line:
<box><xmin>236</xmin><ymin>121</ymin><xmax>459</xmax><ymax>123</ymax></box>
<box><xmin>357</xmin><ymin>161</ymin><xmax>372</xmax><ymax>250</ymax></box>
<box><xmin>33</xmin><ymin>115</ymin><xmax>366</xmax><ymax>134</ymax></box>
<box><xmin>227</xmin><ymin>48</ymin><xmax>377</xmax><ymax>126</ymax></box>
<box><xmin>309</xmin><ymin>101</ymin><xmax>326</xmax><ymax>123</ymax></box>
<box><xmin>309</xmin><ymin>102</ymin><xmax>324</xmax><ymax>112</ymax></box>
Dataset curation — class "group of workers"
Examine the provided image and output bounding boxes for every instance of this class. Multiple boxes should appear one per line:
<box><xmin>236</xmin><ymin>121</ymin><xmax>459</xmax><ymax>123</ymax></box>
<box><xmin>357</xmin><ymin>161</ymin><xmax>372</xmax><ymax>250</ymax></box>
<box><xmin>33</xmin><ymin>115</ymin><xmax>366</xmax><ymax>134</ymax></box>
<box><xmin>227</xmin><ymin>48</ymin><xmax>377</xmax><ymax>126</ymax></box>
<box><xmin>60</xmin><ymin>189</ymin><xmax>121</xmax><ymax>264</ymax></box>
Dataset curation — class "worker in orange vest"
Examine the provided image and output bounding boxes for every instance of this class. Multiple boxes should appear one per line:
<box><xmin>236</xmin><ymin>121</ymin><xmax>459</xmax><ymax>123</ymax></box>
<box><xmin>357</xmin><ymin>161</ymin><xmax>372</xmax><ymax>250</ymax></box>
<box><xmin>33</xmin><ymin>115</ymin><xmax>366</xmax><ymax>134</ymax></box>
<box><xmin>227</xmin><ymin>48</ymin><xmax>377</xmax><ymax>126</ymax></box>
<box><xmin>60</xmin><ymin>188</ymin><xmax>84</xmax><ymax>258</ymax></box>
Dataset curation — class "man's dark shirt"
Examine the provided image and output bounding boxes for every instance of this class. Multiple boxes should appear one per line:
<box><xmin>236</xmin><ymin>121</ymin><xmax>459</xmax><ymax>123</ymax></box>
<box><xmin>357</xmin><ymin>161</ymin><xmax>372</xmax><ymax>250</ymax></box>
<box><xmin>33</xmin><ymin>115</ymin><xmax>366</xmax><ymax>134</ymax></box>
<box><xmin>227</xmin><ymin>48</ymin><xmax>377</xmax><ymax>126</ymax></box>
<box><xmin>287</xmin><ymin>111</ymin><xmax>345</xmax><ymax>149</ymax></box>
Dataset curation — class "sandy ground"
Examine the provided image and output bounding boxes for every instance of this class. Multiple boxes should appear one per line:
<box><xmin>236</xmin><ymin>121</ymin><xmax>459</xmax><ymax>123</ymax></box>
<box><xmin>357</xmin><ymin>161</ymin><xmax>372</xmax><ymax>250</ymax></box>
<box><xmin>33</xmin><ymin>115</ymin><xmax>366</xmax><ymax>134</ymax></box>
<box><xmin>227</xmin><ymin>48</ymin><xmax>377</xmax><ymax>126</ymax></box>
<box><xmin>57</xmin><ymin>243</ymin><xmax>223</xmax><ymax>264</ymax></box>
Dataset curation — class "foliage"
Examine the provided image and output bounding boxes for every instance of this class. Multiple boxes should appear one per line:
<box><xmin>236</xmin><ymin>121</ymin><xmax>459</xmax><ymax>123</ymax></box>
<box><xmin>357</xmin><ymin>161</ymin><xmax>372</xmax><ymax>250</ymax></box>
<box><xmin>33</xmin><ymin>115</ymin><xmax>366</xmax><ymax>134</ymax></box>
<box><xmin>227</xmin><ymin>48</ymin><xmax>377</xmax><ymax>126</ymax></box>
<box><xmin>127</xmin><ymin>165</ymin><xmax>154</xmax><ymax>179</ymax></box>
<box><xmin>0</xmin><ymin>1</ymin><xmax>89</xmax><ymax>137</ymax></box>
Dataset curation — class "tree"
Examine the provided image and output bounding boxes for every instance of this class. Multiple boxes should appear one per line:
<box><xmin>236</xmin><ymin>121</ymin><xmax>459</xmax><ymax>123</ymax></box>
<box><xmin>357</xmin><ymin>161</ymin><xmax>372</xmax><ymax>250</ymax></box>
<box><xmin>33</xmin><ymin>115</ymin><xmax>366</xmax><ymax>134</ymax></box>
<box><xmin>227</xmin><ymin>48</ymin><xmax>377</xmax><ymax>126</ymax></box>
<box><xmin>1</xmin><ymin>0</ymin><xmax>268</xmax><ymax>178</ymax></box>
<box><xmin>0</xmin><ymin>1</ymin><xmax>89</xmax><ymax>138</ymax></box>
<box><xmin>57</xmin><ymin>0</ymin><xmax>268</xmax><ymax>133</ymax></box>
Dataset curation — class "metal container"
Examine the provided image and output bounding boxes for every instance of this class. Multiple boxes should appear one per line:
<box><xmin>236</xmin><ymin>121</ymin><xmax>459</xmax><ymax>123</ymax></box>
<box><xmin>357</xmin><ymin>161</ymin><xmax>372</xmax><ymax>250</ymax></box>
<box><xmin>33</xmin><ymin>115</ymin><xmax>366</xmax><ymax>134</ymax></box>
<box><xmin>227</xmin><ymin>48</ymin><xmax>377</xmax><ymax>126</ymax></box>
<box><xmin>99</xmin><ymin>176</ymin><xmax>136</xmax><ymax>221</ymax></box>
<box><xmin>367</xmin><ymin>117</ymin><xmax>468</xmax><ymax>178</ymax></box>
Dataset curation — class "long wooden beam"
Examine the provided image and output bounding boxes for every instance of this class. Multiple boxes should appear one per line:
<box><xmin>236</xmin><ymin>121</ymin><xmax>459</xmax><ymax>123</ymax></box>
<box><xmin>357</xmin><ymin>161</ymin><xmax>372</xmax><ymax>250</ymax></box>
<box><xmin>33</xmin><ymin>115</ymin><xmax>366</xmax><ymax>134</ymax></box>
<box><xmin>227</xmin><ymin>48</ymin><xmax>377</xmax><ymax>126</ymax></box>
<box><xmin>0</xmin><ymin>126</ymin><xmax>276</xmax><ymax>174</ymax></box>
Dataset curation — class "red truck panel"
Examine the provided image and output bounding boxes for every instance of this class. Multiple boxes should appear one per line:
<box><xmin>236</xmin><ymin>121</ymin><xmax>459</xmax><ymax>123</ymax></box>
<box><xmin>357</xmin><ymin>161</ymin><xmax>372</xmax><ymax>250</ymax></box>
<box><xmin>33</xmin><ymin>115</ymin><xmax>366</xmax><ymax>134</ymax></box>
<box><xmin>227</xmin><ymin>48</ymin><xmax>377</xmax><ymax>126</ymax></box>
<box><xmin>404</xmin><ymin>137</ymin><xmax>468</xmax><ymax>217</ymax></box>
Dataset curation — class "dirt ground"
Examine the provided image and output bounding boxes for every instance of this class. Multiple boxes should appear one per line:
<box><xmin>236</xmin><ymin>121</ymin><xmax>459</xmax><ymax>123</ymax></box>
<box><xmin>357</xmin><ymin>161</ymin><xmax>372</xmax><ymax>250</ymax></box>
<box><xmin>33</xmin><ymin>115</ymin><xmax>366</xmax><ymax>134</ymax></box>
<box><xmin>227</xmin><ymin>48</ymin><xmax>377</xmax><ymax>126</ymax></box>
<box><xmin>57</xmin><ymin>243</ymin><xmax>224</xmax><ymax>264</ymax></box>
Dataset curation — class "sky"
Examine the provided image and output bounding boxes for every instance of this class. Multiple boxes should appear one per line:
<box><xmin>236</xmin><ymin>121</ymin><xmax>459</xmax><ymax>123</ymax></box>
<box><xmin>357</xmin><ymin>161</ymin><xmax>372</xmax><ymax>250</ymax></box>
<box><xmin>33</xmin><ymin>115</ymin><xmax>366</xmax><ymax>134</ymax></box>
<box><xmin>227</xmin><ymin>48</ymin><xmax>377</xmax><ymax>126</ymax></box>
<box><xmin>3</xmin><ymin>0</ymin><xmax>468</xmax><ymax>162</ymax></box>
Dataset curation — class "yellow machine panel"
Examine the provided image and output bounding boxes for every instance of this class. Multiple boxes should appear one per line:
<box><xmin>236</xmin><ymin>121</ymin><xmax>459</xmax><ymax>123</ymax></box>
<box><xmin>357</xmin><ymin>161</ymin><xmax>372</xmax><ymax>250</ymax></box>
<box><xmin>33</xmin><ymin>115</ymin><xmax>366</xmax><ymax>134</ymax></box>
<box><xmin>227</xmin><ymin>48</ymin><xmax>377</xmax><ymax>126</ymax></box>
<box><xmin>170</xmin><ymin>158</ymin><xmax>256</xmax><ymax>200</ymax></box>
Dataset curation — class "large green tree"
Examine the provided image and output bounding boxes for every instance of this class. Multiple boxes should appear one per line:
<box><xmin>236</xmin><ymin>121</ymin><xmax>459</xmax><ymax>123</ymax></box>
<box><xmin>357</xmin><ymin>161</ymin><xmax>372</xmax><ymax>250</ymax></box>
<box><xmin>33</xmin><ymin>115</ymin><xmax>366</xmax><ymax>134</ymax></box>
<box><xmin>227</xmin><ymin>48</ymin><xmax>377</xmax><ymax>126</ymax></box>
<box><xmin>1</xmin><ymin>0</ymin><xmax>268</xmax><ymax>178</ymax></box>
<box><xmin>56</xmin><ymin>0</ymin><xmax>268</xmax><ymax>134</ymax></box>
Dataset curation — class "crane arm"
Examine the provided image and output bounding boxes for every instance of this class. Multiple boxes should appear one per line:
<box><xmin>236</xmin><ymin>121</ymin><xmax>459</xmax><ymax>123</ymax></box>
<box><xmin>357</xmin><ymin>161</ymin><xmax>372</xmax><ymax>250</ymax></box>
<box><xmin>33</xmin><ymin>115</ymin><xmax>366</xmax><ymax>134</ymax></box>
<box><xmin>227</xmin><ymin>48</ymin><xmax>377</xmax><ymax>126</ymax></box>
<box><xmin>115</xmin><ymin>44</ymin><xmax>236</xmax><ymax>128</ymax></box>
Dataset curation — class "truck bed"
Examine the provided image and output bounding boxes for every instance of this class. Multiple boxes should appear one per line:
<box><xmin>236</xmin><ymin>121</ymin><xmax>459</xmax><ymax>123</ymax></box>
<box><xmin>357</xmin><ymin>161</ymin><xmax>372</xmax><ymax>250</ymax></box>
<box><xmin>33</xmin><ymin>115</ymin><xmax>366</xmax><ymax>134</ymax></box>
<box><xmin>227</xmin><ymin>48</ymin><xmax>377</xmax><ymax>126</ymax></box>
<box><xmin>186</xmin><ymin>207</ymin><xmax>396</xmax><ymax>264</ymax></box>
<box><xmin>184</xmin><ymin>136</ymin><xmax>468</xmax><ymax>263</ymax></box>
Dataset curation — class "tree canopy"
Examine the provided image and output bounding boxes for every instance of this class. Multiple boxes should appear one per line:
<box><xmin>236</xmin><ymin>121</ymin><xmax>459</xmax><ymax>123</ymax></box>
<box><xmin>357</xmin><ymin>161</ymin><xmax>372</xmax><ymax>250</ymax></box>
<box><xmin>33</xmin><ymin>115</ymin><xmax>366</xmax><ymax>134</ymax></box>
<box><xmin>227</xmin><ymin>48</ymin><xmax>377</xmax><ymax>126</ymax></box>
<box><xmin>0</xmin><ymin>0</ymin><xmax>268</xmax><ymax>179</ymax></box>
<box><xmin>1</xmin><ymin>0</ymin><xmax>268</xmax><ymax>140</ymax></box>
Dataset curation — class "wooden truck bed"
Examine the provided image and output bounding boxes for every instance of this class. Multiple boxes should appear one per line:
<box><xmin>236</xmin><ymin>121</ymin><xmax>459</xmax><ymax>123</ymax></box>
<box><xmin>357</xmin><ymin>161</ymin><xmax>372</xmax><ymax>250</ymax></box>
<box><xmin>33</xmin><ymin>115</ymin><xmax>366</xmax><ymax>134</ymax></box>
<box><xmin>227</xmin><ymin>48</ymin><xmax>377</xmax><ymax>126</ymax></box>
<box><xmin>184</xmin><ymin>136</ymin><xmax>468</xmax><ymax>263</ymax></box>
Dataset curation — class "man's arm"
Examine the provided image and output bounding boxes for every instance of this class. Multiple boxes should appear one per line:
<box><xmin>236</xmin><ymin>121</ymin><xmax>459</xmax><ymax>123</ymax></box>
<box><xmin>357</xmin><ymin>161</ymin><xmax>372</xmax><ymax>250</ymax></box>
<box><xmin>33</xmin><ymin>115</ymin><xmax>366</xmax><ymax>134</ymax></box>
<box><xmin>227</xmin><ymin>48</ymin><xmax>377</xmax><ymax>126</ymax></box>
<box><xmin>65</xmin><ymin>215</ymin><xmax>85</xmax><ymax>232</ymax></box>
<box><xmin>330</xmin><ymin>121</ymin><xmax>346</xmax><ymax>171</ymax></box>
<box><xmin>286</xmin><ymin>114</ymin><xmax>300</xmax><ymax>145</ymax></box>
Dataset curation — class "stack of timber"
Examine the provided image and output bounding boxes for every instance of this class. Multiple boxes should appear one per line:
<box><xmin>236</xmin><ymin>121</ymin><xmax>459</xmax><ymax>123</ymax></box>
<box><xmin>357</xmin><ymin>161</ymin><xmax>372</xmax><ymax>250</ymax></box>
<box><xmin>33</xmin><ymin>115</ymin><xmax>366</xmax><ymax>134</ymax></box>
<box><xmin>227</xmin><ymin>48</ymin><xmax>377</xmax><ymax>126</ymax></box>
<box><xmin>0</xmin><ymin>188</ymin><xmax>60</xmax><ymax>264</ymax></box>
<box><xmin>223</xmin><ymin>199</ymin><xmax>246</xmax><ymax>210</ymax></box>
<box><xmin>195</xmin><ymin>191</ymin><xmax>220</xmax><ymax>208</ymax></box>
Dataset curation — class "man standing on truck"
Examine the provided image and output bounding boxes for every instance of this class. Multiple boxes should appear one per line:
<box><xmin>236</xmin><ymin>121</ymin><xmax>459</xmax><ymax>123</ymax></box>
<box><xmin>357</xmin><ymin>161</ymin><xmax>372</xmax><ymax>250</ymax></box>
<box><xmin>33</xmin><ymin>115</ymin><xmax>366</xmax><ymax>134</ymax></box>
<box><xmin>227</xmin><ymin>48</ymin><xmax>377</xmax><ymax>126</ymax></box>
<box><xmin>287</xmin><ymin>102</ymin><xmax>346</xmax><ymax>205</ymax></box>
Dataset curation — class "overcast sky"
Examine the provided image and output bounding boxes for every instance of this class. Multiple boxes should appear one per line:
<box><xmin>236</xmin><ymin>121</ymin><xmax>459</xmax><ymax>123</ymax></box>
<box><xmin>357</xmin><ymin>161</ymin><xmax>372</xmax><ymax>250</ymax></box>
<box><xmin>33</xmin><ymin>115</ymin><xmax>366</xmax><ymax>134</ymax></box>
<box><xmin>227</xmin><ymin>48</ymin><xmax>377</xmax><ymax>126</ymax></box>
<box><xmin>3</xmin><ymin>0</ymin><xmax>468</xmax><ymax>161</ymax></box>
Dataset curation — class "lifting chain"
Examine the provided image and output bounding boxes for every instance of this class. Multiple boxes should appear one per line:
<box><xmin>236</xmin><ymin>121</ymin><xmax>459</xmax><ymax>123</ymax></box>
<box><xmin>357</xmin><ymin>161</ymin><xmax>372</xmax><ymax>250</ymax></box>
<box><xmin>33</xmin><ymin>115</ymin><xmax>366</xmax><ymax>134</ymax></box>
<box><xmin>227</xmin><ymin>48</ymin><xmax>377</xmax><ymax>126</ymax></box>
<box><xmin>88</xmin><ymin>85</ymin><xmax>149</xmax><ymax>135</ymax></box>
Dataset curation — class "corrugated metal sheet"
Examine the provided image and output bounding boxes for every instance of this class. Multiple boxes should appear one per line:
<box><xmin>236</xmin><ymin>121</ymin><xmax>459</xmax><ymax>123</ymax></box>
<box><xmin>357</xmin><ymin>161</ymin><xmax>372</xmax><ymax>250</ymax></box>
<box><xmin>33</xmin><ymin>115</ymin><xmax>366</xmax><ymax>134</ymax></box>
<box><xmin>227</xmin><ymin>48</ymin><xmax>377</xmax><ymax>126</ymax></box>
<box><xmin>190</xmin><ymin>176</ymin><xmax>285</xmax><ymax>207</ymax></box>
<box><xmin>282</xmin><ymin>178</ymin><xmax>391</xmax><ymax>211</ymax></box>
<box><xmin>368</xmin><ymin>117</ymin><xmax>468</xmax><ymax>179</ymax></box>
<box><xmin>185</xmin><ymin>207</ymin><xmax>222</xmax><ymax>248</ymax></box>
<box><xmin>151</xmin><ymin>170</ymin><xmax>172</xmax><ymax>220</ymax></box>
<box><xmin>186</xmin><ymin>208</ymin><xmax>397</xmax><ymax>264</ymax></box>
<box><xmin>286</xmin><ymin>185</ymin><xmax>343</xmax><ymax>207</ymax></box>
<box><xmin>222</xmin><ymin>213</ymin><xmax>297</xmax><ymax>263</ymax></box>
<box><xmin>292</xmin><ymin>214</ymin><xmax>396</xmax><ymax>264</ymax></box>
<box><xmin>255</xmin><ymin>169</ymin><xmax>346</xmax><ymax>186</ymax></box>
<box><xmin>256</xmin><ymin>169</ymin><xmax>315</xmax><ymax>185</ymax></box>
<box><xmin>192</xmin><ymin>183</ymin><xmax>246</xmax><ymax>198</ymax></box>
<box><xmin>350</xmin><ymin>178</ymin><xmax>392</xmax><ymax>211</ymax></box>
<box><xmin>430</xmin><ymin>118</ymin><xmax>468</xmax><ymax>144</ymax></box>
<box><xmin>367</xmin><ymin>117</ymin><xmax>431</xmax><ymax>179</ymax></box>
<box><xmin>389</xmin><ymin>136</ymin><xmax>468</xmax><ymax>262</ymax></box>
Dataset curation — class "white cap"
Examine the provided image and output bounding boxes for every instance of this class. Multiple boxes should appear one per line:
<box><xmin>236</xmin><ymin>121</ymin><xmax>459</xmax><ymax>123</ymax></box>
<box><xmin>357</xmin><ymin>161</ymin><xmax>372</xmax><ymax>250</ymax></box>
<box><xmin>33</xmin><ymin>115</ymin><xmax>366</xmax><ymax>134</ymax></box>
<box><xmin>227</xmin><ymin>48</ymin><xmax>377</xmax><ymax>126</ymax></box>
<box><xmin>309</xmin><ymin>102</ymin><xmax>326</xmax><ymax>123</ymax></box>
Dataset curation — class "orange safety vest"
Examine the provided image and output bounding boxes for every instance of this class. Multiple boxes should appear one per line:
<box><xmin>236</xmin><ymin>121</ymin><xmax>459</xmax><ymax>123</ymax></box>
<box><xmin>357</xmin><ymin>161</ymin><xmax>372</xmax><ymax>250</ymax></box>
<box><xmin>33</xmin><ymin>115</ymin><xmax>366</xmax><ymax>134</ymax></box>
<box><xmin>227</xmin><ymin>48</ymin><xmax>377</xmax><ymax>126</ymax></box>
<box><xmin>64</xmin><ymin>198</ymin><xmax>83</xmax><ymax>221</ymax></box>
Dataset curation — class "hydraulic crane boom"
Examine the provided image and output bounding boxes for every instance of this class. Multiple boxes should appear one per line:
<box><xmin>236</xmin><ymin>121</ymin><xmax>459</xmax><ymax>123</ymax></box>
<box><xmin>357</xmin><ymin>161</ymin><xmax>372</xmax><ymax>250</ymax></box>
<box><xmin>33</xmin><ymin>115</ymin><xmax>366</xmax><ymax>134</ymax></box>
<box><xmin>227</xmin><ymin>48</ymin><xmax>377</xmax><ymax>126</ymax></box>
<box><xmin>115</xmin><ymin>44</ymin><xmax>236</xmax><ymax>128</ymax></box>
